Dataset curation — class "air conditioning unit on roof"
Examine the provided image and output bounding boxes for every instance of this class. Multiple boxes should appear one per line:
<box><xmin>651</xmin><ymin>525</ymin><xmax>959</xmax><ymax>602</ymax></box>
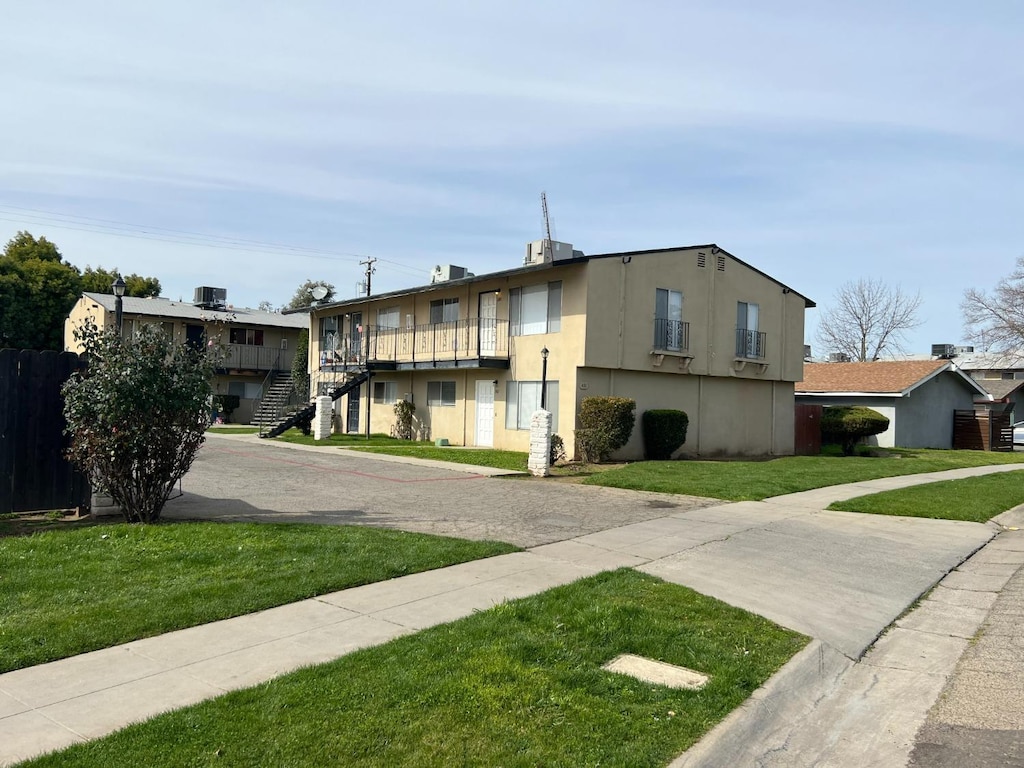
<box><xmin>828</xmin><ymin>352</ymin><xmax>851</xmax><ymax>363</ymax></box>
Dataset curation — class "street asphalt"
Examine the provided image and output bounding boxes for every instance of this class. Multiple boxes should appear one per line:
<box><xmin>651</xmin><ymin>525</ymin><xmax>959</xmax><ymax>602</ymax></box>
<box><xmin>1</xmin><ymin>433</ymin><xmax>1021</xmax><ymax>766</ymax></box>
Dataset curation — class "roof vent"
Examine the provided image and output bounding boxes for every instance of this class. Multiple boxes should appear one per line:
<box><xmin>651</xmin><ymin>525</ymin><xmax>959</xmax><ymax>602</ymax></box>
<box><xmin>931</xmin><ymin>344</ymin><xmax>956</xmax><ymax>359</ymax></box>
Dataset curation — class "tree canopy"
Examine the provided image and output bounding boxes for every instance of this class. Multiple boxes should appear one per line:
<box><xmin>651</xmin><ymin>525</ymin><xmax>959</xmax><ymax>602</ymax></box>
<box><xmin>815</xmin><ymin>278</ymin><xmax>922</xmax><ymax>361</ymax></box>
<box><xmin>0</xmin><ymin>231</ymin><xmax>82</xmax><ymax>351</ymax></box>
<box><xmin>962</xmin><ymin>256</ymin><xmax>1024</xmax><ymax>354</ymax></box>
<box><xmin>288</xmin><ymin>279</ymin><xmax>336</xmax><ymax>310</ymax></box>
<box><xmin>81</xmin><ymin>265</ymin><xmax>161</xmax><ymax>298</ymax></box>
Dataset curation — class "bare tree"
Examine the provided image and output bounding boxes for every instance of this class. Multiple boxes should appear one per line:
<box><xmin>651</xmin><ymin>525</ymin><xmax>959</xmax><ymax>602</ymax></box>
<box><xmin>815</xmin><ymin>278</ymin><xmax>922</xmax><ymax>361</ymax></box>
<box><xmin>962</xmin><ymin>256</ymin><xmax>1024</xmax><ymax>354</ymax></box>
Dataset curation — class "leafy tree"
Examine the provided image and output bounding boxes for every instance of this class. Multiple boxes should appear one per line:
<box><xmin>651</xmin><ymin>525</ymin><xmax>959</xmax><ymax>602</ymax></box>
<box><xmin>0</xmin><ymin>231</ymin><xmax>82</xmax><ymax>350</ymax></box>
<box><xmin>288</xmin><ymin>279</ymin><xmax>336</xmax><ymax>310</ymax></box>
<box><xmin>258</xmin><ymin>300</ymin><xmax>276</xmax><ymax>312</ymax></box>
<box><xmin>815</xmin><ymin>278</ymin><xmax>922</xmax><ymax>361</ymax></box>
<box><xmin>63</xmin><ymin>320</ymin><xmax>219</xmax><ymax>523</ymax></box>
<box><xmin>962</xmin><ymin>257</ymin><xmax>1024</xmax><ymax>354</ymax></box>
<box><xmin>292</xmin><ymin>328</ymin><xmax>310</xmax><ymax>401</ymax></box>
<box><xmin>81</xmin><ymin>266</ymin><xmax>161</xmax><ymax>298</ymax></box>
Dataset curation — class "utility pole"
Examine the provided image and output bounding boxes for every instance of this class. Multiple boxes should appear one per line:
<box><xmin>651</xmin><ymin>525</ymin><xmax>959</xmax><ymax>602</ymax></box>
<box><xmin>359</xmin><ymin>257</ymin><xmax>377</xmax><ymax>297</ymax></box>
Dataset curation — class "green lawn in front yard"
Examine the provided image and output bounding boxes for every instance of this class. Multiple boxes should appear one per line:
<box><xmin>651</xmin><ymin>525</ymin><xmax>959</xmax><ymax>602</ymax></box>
<box><xmin>828</xmin><ymin>470</ymin><xmax>1024</xmax><ymax>522</ymax></box>
<box><xmin>266</xmin><ymin>429</ymin><xmax>531</xmax><ymax>471</ymax></box>
<box><xmin>207</xmin><ymin>426</ymin><xmax>259</xmax><ymax>434</ymax></box>
<box><xmin>0</xmin><ymin>522</ymin><xmax>516</xmax><ymax>673</ymax></box>
<box><xmin>20</xmin><ymin>569</ymin><xmax>807</xmax><ymax>768</ymax></box>
<box><xmin>584</xmin><ymin>449</ymin><xmax>1024</xmax><ymax>501</ymax></box>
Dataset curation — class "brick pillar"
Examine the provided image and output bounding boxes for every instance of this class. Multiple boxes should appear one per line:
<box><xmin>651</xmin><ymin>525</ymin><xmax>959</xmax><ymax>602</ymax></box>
<box><xmin>528</xmin><ymin>409</ymin><xmax>552</xmax><ymax>477</ymax></box>
<box><xmin>314</xmin><ymin>396</ymin><xmax>333</xmax><ymax>440</ymax></box>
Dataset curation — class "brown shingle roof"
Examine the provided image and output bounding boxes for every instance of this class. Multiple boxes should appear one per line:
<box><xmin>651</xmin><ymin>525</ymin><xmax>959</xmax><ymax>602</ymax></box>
<box><xmin>796</xmin><ymin>360</ymin><xmax>952</xmax><ymax>394</ymax></box>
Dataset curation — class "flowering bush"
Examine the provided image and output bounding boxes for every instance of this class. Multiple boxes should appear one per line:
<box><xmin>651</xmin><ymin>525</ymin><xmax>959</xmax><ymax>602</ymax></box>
<box><xmin>63</xmin><ymin>320</ymin><xmax>220</xmax><ymax>523</ymax></box>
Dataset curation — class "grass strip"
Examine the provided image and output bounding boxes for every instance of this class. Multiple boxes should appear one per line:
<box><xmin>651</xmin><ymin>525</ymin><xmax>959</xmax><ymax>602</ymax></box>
<box><xmin>584</xmin><ymin>449</ymin><xmax>1024</xmax><ymax>501</ymax></box>
<box><xmin>346</xmin><ymin>445</ymin><xmax>529</xmax><ymax>471</ymax></box>
<box><xmin>828</xmin><ymin>470</ymin><xmax>1024</xmax><ymax>522</ymax></box>
<box><xmin>20</xmin><ymin>570</ymin><xmax>807</xmax><ymax>768</ymax></box>
<box><xmin>0</xmin><ymin>522</ymin><xmax>516</xmax><ymax>673</ymax></box>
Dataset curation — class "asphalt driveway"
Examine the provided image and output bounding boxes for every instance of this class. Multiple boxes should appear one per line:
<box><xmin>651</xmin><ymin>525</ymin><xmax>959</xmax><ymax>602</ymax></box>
<box><xmin>164</xmin><ymin>434</ymin><xmax>720</xmax><ymax>547</ymax></box>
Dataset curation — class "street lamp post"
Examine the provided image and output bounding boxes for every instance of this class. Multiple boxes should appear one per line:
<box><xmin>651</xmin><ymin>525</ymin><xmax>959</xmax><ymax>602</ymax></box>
<box><xmin>112</xmin><ymin>276</ymin><xmax>126</xmax><ymax>335</ymax></box>
<box><xmin>540</xmin><ymin>347</ymin><xmax>549</xmax><ymax>409</ymax></box>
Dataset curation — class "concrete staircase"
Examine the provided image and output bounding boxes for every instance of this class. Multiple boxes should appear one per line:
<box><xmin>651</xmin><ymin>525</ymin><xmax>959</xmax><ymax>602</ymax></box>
<box><xmin>251</xmin><ymin>371</ymin><xmax>297</xmax><ymax>429</ymax></box>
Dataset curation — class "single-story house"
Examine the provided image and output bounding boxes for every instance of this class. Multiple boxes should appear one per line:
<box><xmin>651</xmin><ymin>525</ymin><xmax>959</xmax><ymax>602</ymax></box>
<box><xmin>795</xmin><ymin>360</ymin><xmax>990</xmax><ymax>449</ymax></box>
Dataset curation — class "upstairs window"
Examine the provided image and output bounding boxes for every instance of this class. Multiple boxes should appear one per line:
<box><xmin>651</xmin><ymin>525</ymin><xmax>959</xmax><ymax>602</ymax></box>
<box><xmin>654</xmin><ymin>288</ymin><xmax>685</xmax><ymax>351</ymax></box>
<box><xmin>510</xmin><ymin>281</ymin><xmax>561</xmax><ymax>336</ymax></box>
<box><xmin>377</xmin><ymin>306</ymin><xmax>400</xmax><ymax>329</ymax></box>
<box><xmin>229</xmin><ymin>328</ymin><xmax>264</xmax><ymax>346</ymax></box>
<box><xmin>429</xmin><ymin>298</ymin><xmax>459</xmax><ymax>324</ymax></box>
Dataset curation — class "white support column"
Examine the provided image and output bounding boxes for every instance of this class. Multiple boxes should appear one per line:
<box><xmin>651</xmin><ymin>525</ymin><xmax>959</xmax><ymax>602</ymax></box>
<box><xmin>528</xmin><ymin>409</ymin><xmax>552</xmax><ymax>477</ymax></box>
<box><xmin>314</xmin><ymin>395</ymin><xmax>333</xmax><ymax>440</ymax></box>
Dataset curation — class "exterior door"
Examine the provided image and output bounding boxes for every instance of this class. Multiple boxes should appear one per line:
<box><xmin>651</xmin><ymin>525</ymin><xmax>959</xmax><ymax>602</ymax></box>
<box><xmin>475</xmin><ymin>379</ymin><xmax>495</xmax><ymax>447</ymax></box>
<box><xmin>347</xmin><ymin>388</ymin><xmax>360</xmax><ymax>433</ymax></box>
<box><xmin>479</xmin><ymin>292</ymin><xmax>498</xmax><ymax>356</ymax></box>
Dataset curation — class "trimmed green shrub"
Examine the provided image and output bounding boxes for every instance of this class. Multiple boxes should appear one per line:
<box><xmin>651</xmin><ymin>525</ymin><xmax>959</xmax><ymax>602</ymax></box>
<box><xmin>642</xmin><ymin>409</ymin><xmax>689</xmax><ymax>460</ymax></box>
<box><xmin>576</xmin><ymin>396</ymin><xmax>636</xmax><ymax>463</ymax></box>
<box><xmin>821</xmin><ymin>406</ymin><xmax>890</xmax><ymax>456</ymax></box>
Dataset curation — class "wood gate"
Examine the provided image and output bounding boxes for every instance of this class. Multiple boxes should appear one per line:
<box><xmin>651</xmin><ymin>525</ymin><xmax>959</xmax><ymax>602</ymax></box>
<box><xmin>794</xmin><ymin>403</ymin><xmax>822</xmax><ymax>455</ymax></box>
<box><xmin>0</xmin><ymin>349</ymin><xmax>91</xmax><ymax>514</ymax></box>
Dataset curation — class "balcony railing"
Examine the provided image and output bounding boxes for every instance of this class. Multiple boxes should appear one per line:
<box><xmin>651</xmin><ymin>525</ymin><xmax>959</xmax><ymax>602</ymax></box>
<box><xmin>319</xmin><ymin>318</ymin><xmax>509</xmax><ymax>369</ymax></box>
<box><xmin>222</xmin><ymin>344</ymin><xmax>296</xmax><ymax>371</ymax></box>
<box><xmin>653</xmin><ymin>319</ymin><xmax>690</xmax><ymax>353</ymax></box>
<box><xmin>735</xmin><ymin>328</ymin><xmax>767</xmax><ymax>359</ymax></box>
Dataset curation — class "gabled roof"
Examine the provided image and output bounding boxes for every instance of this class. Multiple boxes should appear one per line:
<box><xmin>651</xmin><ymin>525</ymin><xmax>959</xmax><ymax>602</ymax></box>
<box><xmin>295</xmin><ymin>243</ymin><xmax>814</xmax><ymax>314</ymax></box>
<box><xmin>79</xmin><ymin>293</ymin><xmax>306</xmax><ymax>329</ymax></box>
<box><xmin>975</xmin><ymin>378</ymin><xmax>1024</xmax><ymax>400</ymax></box>
<box><xmin>796</xmin><ymin>360</ymin><xmax>989</xmax><ymax>398</ymax></box>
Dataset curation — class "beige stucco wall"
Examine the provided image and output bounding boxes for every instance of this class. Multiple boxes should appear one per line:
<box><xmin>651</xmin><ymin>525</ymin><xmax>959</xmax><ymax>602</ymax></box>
<box><xmin>582</xmin><ymin>248</ymin><xmax>807</xmax><ymax>382</ymax></box>
<box><xmin>576</xmin><ymin>367</ymin><xmax>794</xmax><ymax>458</ymax></box>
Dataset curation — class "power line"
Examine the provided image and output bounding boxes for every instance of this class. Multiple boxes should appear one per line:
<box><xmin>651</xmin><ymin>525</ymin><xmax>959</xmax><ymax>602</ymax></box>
<box><xmin>0</xmin><ymin>204</ymin><xmax>427</xmax><ymax>278</ymax></box>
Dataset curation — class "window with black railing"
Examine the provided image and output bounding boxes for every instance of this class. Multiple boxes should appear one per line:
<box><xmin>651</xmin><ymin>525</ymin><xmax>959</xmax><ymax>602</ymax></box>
<box><xmin>653</xmin><ymin>318</ymin><xmax>690</xmax><ymax>352</ymax></box>
<box><xmin>735</xmin><ymin>328</ymin><xmax>767</xmax><ymax>359</ymax></box>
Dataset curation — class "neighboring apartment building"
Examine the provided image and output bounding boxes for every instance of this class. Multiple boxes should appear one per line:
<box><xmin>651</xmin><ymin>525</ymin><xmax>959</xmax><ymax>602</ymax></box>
<box><xmin>64</xmin><ymin>288</ymin><xmax>306</xmax><ymax>424</ymax></box>
<box><xmin>301</xmin><ymin>242</ymin><xmax>813</xmax><ymax>459</ymax></box>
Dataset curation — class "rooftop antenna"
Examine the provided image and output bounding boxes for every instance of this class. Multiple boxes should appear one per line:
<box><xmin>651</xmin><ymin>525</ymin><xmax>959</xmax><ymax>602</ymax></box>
<box><xmin>541</xmin><ymin>191</ymin><xmax>554</xmax><ymax>261</ymax></box>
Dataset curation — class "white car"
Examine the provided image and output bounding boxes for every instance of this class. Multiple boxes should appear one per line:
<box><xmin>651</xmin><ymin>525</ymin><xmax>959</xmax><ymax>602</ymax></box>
<box><xmin>1014</xmin><ymin>422</ymin><xmax>1024</xmax><ymax>445</ymax></box>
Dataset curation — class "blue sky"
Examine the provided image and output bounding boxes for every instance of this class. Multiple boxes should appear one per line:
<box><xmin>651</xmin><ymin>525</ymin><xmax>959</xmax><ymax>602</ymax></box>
<box><xmin>1</xmin><ymin>1</ymin><xmax>1021</xmax><ymax>353</ymax></box>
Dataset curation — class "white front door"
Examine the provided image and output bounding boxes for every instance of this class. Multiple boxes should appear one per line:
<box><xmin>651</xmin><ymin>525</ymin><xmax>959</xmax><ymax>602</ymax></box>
<box><xmin>475</xmin><ymin>379</ymin><xmax>495</xmax><ymax>447</ymax></box>
<box><xmin>479</xmin><ymin>292</ymin><xmax>498</xmax><ymax>356</ymax></box>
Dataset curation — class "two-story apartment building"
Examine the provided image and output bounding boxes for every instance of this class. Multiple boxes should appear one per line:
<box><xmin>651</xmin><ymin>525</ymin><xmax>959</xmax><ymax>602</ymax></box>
<box><xmin>64</xmin><ymin>288</ymin><xmax>306</xmax><ymax>424</ymax></box>
<box><xmin>301</xmin><ymin>243</ymin><xmax>813</xmax><ymax>459</ymax></box>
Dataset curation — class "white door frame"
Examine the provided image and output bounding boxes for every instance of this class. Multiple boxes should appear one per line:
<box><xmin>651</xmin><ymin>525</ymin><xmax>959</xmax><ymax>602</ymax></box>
<box><xmin>475</xmin><ymin>379</ymin><xmax>495</xmax><ymax>447</ymax></box>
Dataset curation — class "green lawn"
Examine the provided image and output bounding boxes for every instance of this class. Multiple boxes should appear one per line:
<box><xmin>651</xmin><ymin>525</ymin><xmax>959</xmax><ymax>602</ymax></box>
<box><xmin>207</xmin><ymin>426</ymin><xmax>259</xmax><ymax>434</ymax></box>
<box><xmin>20</xmin><ymin>570</ymin><xmax>807</xmax><ymax>768</ymax></box>
<box><xmin>0</xmin><ymin>522</ymin><xmax>516</xmax><ymax>673</ymax></box>
<box><xmin>265</xmin><ymin>429</ymin><xmax>531</xmax><ymax>471</ymax></box>
<box><xmin>347</xmin><ymin>445</ymin><xmax>529</xmax><ymax>471</ymax></box>
<box><xmin>829</xmin><ymin>470</ymin><xmax>1024</xmax><ymax>522</ymax></box>
<box><xmin>584</xmin><ymin>449</ymin><xmax>1024</xmax><ymax>501</ymax></box>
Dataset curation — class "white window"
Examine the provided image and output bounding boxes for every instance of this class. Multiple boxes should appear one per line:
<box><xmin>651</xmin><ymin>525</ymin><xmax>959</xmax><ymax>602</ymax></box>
<box><xmin>505</xmin><ymin>380</ymin><xmax>558</xmax><ymax>430</ymax></box>
<box><xmin>373</xmin><ymin>380</ymin><xmax>398</xmax><ymax>404</ymax></box>
<box><xmin>377</xmin><ymin>306</ymin><xmax>400</xmax><ymax>329</ymax></box>
<box><xmin>737</xmin><ymin>301</ymin><xmax>762</xmax><ymax>358</ymax></box>
<box><xmin>427</xmin><ymin>380</ymin><xmax>456</xmax><ymax>407</ymax></box>
<box><xmin>429</xmin><ymin>298</ymin><xmax>459</xmax><ymax>324</ymax></box>
<box><xmin>510</xmin><ymin>281</ymin><xmax>561</xmax><ymax>336</ymax></box>
<box><xmin>655</xmin><ymin>288</ymin><xmax>684</xmax><ymax>351</ymax></box>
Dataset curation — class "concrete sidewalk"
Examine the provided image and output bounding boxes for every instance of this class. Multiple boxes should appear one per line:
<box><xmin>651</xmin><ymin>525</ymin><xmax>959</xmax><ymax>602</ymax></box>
<box><xmin>2</xmin><ymin>462</ymin><xmax>1023</xmax><ymax>765</ymax></box>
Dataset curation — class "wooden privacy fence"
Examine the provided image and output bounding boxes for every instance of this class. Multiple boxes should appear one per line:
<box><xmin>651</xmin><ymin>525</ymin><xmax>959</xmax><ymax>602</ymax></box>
<box><xmin>0</xmin><ymin>349</ymin><xmax>91</xmax><ymax>514</ymax></box>
<box><xmin>953</xmin><ymin>409</ymin><xmax>1013</xmax><ymax>452</ymax></box>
